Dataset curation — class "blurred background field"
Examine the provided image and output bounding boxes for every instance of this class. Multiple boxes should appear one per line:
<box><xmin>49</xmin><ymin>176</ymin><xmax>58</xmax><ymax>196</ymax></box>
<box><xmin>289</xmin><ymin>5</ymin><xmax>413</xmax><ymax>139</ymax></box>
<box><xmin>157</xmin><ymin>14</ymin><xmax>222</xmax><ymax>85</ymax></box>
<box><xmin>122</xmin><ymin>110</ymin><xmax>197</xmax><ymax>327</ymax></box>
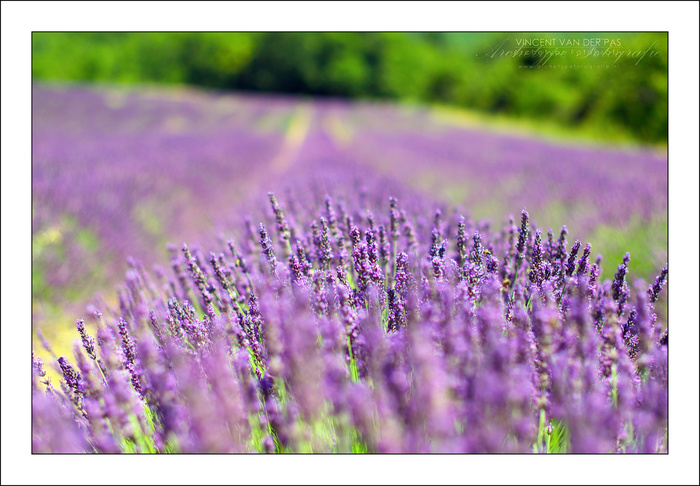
<box><xmin>33</xmin><ymin>32</ymin><xmax>667</xmax><ymax>143</ymax></box>
<box><xmin>32</xmin><ymin>32</ymin><xmax>667</xmax><ymax>362</ymax></box>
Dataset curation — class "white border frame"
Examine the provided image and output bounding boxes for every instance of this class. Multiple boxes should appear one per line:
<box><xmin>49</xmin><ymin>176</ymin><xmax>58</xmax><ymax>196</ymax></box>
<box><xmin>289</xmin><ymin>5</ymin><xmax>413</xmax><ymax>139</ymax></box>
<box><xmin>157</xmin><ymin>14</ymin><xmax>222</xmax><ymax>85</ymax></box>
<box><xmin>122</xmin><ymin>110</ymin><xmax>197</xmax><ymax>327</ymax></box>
<box><xmin>3</xmin><ymin>2</ymin><xmax>698</xmax><ymax>485</ymax></box>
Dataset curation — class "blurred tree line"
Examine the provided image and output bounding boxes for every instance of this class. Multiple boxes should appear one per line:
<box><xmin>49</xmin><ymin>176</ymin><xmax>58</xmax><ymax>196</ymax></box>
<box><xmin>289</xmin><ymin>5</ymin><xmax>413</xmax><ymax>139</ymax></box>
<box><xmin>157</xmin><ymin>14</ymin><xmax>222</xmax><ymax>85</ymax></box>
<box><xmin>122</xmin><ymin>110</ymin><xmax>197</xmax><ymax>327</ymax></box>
<box><xmin>33</xmin><ymin>32</ymin><xmax>667</xmax><ymax>143</ymax></box>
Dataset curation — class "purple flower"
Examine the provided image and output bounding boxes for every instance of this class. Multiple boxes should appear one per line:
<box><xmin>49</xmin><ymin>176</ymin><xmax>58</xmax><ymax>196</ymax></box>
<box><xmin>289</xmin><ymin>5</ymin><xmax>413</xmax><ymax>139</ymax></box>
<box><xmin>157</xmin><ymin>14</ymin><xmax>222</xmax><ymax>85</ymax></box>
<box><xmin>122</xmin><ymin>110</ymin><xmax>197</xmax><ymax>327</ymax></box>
<box><xmin>76</xmin><ymin>319</ymin><xmax>97</xmax><ymax>360</ymax></box>
<box><xmin>612</xmin><ymin>252</ymin><xmax>631</xmax><ymax>317</ymax></box>
<box><xmin>647</xmin><ymin>263</ymin><xmax>668</xmax><ymax>304</ymax></box>
<box><xmin>258</xmin><ymin>223</ymin><xmax>278</xmax><ymax>277</ymax></box>
<box><xmin>565</xmin><ymin>240</ymin><xmax>581</xmax><ymax>277</ymax></box>
<box><xmin>516</xmin><ymin>209</ymin><xmax>529</xmax><ymax>261</ymax></box>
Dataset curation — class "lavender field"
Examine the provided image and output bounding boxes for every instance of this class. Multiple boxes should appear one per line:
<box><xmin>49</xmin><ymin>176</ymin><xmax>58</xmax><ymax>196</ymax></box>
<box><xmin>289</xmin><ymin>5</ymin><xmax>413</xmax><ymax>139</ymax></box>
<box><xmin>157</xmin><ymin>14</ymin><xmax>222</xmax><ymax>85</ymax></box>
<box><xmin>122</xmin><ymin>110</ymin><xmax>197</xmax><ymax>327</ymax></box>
<box><xmin>32</xmin><ymin>84</ymin><xmax>668</xmax><ymax>453</ymax></box>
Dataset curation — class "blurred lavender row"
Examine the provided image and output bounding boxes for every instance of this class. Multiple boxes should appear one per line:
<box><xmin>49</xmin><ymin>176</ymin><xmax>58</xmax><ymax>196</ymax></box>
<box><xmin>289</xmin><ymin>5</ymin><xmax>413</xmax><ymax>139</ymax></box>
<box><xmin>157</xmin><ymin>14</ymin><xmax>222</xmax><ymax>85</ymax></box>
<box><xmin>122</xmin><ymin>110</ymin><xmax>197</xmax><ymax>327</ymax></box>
<box><xmin>33</xmin><ymin>175</ymin><xmax>668</xmax><ymax>453</ymax></box>
<box><xmin>319</xmin><ymin>99</ymin><xmax>667</xmax><ymax>235</ymax></box>
<box><xmin>33</xmin><ymin>86</ymin><xmax>291</xmax><ymax>310</ymax></box>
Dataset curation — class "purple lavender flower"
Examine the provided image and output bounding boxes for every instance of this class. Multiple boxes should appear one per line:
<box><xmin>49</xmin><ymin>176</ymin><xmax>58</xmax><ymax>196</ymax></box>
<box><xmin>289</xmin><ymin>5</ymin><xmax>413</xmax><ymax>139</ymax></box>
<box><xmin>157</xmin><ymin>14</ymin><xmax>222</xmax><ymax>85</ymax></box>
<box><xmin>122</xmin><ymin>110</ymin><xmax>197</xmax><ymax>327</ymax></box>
<box><xmin>612</xmin><ymin>252</ymin><xmax>631</xmax><ymax>317</ymax></box>
<box><xmin>529</xmin><ymin>229</ymin><xmax>544</xmax><ymax>285</ymax></box>
<box><xmin>565</xmin><ymin>240</ymin><xmax>581</xmax><ymax>277</ymax></box>
<box><xmin>117</xmin><ymin>318</ymin><xmax>143</xmax><ymax>398</ymax></box>
<box><xmin>516</xmin><ymin>209</ymin><xmax>529</xmax><ymax>261</ymax></box>
<box><xmin>33</xmin><ymin>389</ymin><xmax>90</xmax><ymax>453</ymax></box>
<box><xmin>576</xmin><ymin>243</ymin><xmax>592</xmax><ymax>276</ymax></box>
<box><xmin>648</xmin><ymin>263</ymin><xmax>668</xmax><ymax>304</ymax></box>
<box><xmin>555</xmin><ymin>225</ymin><xmax>568</xmax><ymax>270</ymax></box>
<box><xmin>268</xmin><ymin>192</ymin><xmax>291</xmax><ymax>244</ymax></box>
<box><xmin>76</xmin><ymin>319</ymin><xmax>97</xmax><ymax>360</ymax></box>
<box><xmin>320</xmin><ymin>217</ymin><xmax>333</xmax><ymax>270</ymax></box>
<box><xmin>259</xmin><ymin>223</ymin><xmax>278</xmax><ymax>277</ymax></box>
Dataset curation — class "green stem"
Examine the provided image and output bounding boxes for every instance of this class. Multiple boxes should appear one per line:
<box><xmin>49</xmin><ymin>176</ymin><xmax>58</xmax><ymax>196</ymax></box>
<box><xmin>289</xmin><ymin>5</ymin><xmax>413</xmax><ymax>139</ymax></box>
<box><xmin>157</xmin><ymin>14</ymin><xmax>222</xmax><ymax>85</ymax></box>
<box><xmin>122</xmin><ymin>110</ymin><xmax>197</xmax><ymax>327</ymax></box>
<box><xmin>94</xmin><ymin>358</ymin><xmax>108</xmax><ymax>384</ymax></box>
<box><xmin>347</xmin><ymin>336</ymin><xmax>359</xmax><ymax>383</ymax></box>
<box><xmin>536</xmin><ymin>408</ymin><xmax>546</xmax><ymax>453</ymax></box>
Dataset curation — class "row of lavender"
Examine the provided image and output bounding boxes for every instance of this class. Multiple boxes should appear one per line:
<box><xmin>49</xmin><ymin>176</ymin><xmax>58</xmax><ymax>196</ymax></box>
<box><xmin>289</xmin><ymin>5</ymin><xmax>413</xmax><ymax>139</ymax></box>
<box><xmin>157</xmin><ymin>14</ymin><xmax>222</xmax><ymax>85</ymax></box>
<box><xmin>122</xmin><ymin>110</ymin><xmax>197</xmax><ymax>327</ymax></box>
<box><xmin>33</xmin><ymin>174</ymin><xmax>668</xmax><ymax>453</ymax></box>
<box><xmin>33</xmin><ymin>86</ymin><xmax>292</xmax><ymax>315</ymax></box>
<box><xmin>321</xmin><ymin>101</ymin><xmax>667</xmax><ymax>236</ymax></box>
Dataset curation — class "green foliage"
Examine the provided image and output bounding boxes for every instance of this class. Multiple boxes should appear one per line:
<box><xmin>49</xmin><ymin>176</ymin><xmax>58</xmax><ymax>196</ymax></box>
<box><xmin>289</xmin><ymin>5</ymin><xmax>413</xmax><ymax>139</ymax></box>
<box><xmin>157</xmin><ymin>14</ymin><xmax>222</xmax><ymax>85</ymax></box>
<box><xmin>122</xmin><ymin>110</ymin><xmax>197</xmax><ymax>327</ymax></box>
<box><xmin>547</xmin><ymin>419</ymin><xmax>570</xmax><ymax>453</ymax></box>
<box><xmin>589</xmin><ymin>215</ymin><xmax>668</xmax><ymax>282</ymax></box>
<box><xmin>32</xmin><ymin>32</ymin><xmax>667</xmax><ymax>143</ymax></box>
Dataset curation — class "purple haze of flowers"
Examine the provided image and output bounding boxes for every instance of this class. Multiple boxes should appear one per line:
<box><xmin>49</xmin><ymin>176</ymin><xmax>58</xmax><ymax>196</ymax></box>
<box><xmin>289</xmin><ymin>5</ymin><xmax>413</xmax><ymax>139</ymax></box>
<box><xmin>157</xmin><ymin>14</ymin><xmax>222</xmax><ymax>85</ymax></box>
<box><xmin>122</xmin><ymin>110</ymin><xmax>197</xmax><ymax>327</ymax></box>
<box><xmin>32</xmin><ymin>86</ymin><xmax>289</xmax><ymax>324</ymax></box>
<box><xmin>33</xmin><ymin>174</ymin><xmax>667</xmax><ymax>453</ymax></box>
